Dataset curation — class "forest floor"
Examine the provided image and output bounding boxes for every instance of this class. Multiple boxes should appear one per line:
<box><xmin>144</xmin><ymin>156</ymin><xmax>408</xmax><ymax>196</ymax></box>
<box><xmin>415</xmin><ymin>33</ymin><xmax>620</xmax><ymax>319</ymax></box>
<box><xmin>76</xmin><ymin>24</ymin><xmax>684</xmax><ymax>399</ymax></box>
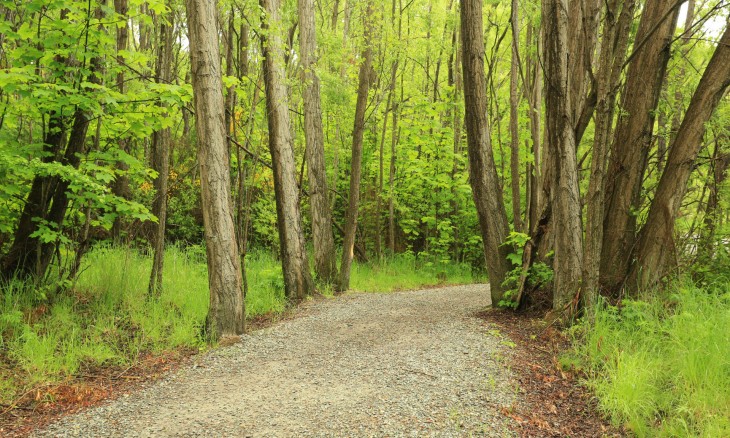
<box><xmin>10</xmin><ymin>285</ymin><xmax>617</xmax><ymax>437</ymax></box>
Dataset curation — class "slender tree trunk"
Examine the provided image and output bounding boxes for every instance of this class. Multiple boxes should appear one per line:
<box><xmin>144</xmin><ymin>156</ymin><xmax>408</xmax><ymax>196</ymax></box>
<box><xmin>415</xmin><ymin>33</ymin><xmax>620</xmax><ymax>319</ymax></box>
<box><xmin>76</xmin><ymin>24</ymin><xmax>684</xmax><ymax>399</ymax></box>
<box><xmin>526</xmin><ymin>24</ymin><xmax>542</xmax><ymax>234</ymax></box>
<box><xmin>630</xmin><ymin>24</ymin><xmax>730</xmax><ymax>289</ymax></box>
<box><xmin>299</xmin><ymin>0</ymin><xmax>337</xmax><ymax>284</ymax></box>
<box><xmin>701</xmin><ymin>129</ymin><xmax>729</xmax><ymax>254</ymax></box>
<box><xmin>388</xmin><ymin>0</ymin><xmax>403</xmax><ymax>254</ymax></box>
<box><xmin>509</xmin><ymin>0</ymin><xmax>522</xmax><ymax>233</ymax></box>
<box><xmin>111</xmin><ymin>0</ymin><xmax>130</xmax><ymax>243</ymax></box>
<box><xmin>600</xmin><ymin>0</ymin><xmax>681</xmax><ymax>293</ymax></box>
<box><xmin>338</xmin><ymin>0</ymin><xmax>374</xmax><ymax>292</ymax></box>
<box><xmin>542</xmin><ymin>0</ymin><xmax>584</xmax><ymax>314</ymax></box>
<box><xmin>582</xmin><ymin>0</ymin><xmax>636</xmax><ymax>308</ymax></box>
<box><xmin>460</xmin><ymin>0</ymin><xmax>512</xmax><ymax>304</ymax></box>
<box><xmin>186</xmin><ymin>0</ymin><xmax>245</xmax><ymax>337</ymax></box>
<box><xmin>261</xmin><ymin>0</ymin><xmax>315</xmax><ymax>300</ymax></box>
<box><xmin>149</xmin><ymin>9</ymin><xmax>174</xmax><ymax>295</ymax></box>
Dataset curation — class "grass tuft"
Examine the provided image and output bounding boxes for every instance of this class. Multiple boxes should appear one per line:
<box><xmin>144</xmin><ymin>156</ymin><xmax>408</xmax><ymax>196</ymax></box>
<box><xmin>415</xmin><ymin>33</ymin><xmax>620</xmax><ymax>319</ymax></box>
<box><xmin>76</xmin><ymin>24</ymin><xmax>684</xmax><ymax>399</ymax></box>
<box><xmin>572</xmin><ymin>280</ymin><xmax>730</xmax><ymax>437</ymax></box>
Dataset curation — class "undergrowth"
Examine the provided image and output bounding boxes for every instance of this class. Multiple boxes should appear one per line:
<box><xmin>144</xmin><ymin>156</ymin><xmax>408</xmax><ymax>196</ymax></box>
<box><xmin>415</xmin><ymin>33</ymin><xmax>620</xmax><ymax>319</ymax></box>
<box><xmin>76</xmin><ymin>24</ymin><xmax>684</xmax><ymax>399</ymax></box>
<box><xmin>350</xmin><ymin>252</ymin><xmax>480</xmax><ymax>292</ymax></box>
<box><xmin>0</xmin><ymin>245</ymin><xmax>478</xmax><ymax>405</ymax></box>
<box><xmin>569</xmin><ymin>279</ymin><xmax>730</xmax><ymax>437</ymax></box>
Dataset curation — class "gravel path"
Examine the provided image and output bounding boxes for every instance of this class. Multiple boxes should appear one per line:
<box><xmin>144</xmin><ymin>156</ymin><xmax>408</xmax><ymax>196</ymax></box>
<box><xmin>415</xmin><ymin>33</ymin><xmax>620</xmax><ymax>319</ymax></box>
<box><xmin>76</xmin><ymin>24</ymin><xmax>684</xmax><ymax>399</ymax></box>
<box><xmin>34</xmin><ymin>285</ymin><xmax>515</xmax><ymax>437</ymax></box>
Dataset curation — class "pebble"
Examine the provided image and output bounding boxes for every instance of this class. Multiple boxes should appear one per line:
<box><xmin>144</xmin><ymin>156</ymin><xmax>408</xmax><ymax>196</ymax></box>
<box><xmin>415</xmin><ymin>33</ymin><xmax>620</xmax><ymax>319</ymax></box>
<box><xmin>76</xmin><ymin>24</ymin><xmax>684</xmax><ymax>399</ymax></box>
<box><xmin>34</xmin><ymin>285</ymin><xmax>515</xmax><ymax>437</ymax></box>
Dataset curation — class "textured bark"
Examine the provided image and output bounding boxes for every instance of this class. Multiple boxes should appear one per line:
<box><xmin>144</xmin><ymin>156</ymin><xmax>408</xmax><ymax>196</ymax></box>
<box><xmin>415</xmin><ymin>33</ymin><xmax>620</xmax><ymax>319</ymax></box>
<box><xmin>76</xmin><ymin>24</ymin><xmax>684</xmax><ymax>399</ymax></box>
<box><xmin>526</xmin><ymin>24</ymin><xmax>542</xmax><ymax>234</ymax></box>
<box><xmin>148</xmin><ymin>11</ymin><xmax>174</xmax><ymax>295</ymax></box>
<box><xmin>542</xmin><ymin>0</ymin><xmax>584</xmax><ymax>313</ymax></box>
<box><xmin>509</xmin><ymin>0</ymin><xmax>523</xmax><ymax>233</ymax></box>
<box><xmin>460</xmin><ymin>0</ymin><xmax>512</xmax><ymax>303</ymax></box>
<box><xmin>600</xmin><ymin>0</ymin><xmax>681</xmax><ymax>292</ymax></box>
<box><xmin>261</xmin><ymin>0</ymin><xmax>315</xmax><ymax>300</ymax></box>
<box><xmin>1</xmin><ymin>114</ymin><xmax>66</xmax><ymax>279</ymax></box>
<box><xmin>299</xmin><ymin>0</ymin><xmax>337</xmax><ymax>284</ymax></box>
<box><xmin>186</xmin><ymin>0</ymin><xmax>245</xmax><ymax>337</ymax></box>
<box><xmin>582</xmin><ymin>0</ymin><xmax>636</xmax><ymax>308</ymax></box>
<box><xmin>630</xmin><ymin>24</ymin><xmax>730</xmax><ymax>289</ymax></box>
<box><xmin>338</xmin><ymin>0</ymin><xmax>374</xmax><ymax>292</ymax></box>
<box><xmin>567</xmin><ymin>0</ymin><xmax>602</xmax><ymax>142</ymax></box>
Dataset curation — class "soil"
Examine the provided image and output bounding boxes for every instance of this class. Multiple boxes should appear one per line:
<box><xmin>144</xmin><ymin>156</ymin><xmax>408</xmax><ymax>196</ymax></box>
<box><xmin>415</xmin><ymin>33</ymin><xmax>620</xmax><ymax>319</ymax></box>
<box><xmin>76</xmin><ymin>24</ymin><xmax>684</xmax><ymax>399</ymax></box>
<box><xmin>477</xmin><ymin>309</ymin><xmax>625</xmax><ymax>437</ymax></box>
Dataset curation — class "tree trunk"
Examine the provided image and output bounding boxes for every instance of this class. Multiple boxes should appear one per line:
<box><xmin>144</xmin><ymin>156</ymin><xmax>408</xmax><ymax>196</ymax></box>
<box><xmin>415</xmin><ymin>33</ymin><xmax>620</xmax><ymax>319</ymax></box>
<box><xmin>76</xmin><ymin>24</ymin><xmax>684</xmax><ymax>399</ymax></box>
<box><xmin>542</xmin><ymin>0</ymin><xmax>584</xmax><ymax>313</ymax></box>
<box><xmin>600</xmin><ymin>0</ymin><xmax>681</xmax><ymax>293</ymax></box>
<box><xmin>111</xmin><ymin>0</ymin><xmax>130</xmax><ymax>243</ymax></box>
<box><xmin>149</xmin><ymin>9</ymin><xmax>174</xmax><ymax>295</ymax></box>
<box><xmin>261</xmin><ymin>0</ymin><xmax>315</xmax><ymax>300</ymax></box>
<box><xmin>186</xmin><ymin>0</ymin><xmax>245</xmax><ymax>337</ymax></box>
<box><xmin>629</xmin><ymin>24</ymin><xmax>730</xmax><ymax>290</ymax></box>
<box><xmin>460</xmin><ymin>0</ymin><xmax>512</xmax><ymax>304</ymax></box>
<box><xmin>581</xmin><ymin>0</ymin><xmax>636</xmax><ymax>308</ymax></box>
<box><xmin>338</xmin><ymin>0</ymin><xmax>374</xmax><ymax>292</ymax></box>
<box><xmin>509</xmin><ymin>0</ymin><xmax>523</xmax><ymax>233</ymax></box>
<box><xmin>299</xmin><ymin>0</ymin><xmax>337</xmax><ymax>284</ymax></box>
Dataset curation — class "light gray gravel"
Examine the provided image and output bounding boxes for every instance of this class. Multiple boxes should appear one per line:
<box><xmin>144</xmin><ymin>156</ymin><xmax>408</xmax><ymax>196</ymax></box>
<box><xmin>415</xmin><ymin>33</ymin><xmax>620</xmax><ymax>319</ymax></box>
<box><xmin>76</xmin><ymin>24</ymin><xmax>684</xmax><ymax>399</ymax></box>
<box><xmin>34</xmin><ymin>285</ymin><xmax>515</xmax><ymax>437</ymax></box>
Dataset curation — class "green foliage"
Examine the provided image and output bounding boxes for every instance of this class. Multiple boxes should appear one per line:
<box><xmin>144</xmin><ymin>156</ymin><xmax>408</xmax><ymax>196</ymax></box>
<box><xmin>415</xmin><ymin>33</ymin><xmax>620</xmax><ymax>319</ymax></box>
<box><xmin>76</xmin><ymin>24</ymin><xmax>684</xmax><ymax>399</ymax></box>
<box><xmin>350</xmin><ymin>252</ymin><xmax>480</xmax><ymax>293</ymax></box>
<box><xmin>570</xmin><ymin>280</ymin><xmax>730</xmax><ymax>437</ymax></box>
<box><xmin>499</xmin><ymin>232</ymin><xmax>553</xmax><ymax>308</ymax></box>
<box><xmin>0</xmin><ymin>244</ymin><xmax>478</xmax><ymax>405</ymax></box>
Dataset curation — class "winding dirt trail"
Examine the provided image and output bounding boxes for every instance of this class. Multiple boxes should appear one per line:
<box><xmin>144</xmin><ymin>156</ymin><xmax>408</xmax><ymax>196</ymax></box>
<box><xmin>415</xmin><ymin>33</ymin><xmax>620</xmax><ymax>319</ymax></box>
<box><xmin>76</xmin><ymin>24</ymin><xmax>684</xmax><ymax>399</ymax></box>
<box><xmin>34</xmin><ymin>285</ymin><xmax>514</xmax><ymax>437</ymax></box>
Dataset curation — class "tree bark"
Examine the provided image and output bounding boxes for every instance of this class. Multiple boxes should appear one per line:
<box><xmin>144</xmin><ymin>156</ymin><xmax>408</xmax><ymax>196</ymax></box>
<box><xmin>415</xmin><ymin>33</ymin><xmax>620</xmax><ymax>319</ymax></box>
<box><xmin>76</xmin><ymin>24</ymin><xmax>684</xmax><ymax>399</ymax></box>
<box><xmin>542</xmin><ymin>0</ymin><xmax>584</xmax><ymax>313</ymax></box>
<box><xmin>186</xmin><ymin>0</ymin><xmax>245</xmax><ymax>337</ymax></box>
<box><xmin>338</xmin><ymin>0</ymin><xmax>374</xmax><ymax>292</ymax></box>
<box><xmin>600</xmin><ymin>0</ymin><xmax>681</xmax><ymax>293</ymax></box>
<box><xmin>261</xmin><ymin>0</ymin><xmax>315</xmax><ymax>300</ymax></box>
<box><xmin>509</xmin><ymin>0</ymin><xmax>523</xmax><ymax>233</ymax></box>
<box><xmin>149</xmin><ymin>9</ymin><xmax>174</xmax><ymax>295</ymax></box>
<box><xmin>581</xmin><ymin>0</ymin><xmax>636</xmax><ymax>308</ymax></box>
<box><xmin>460</xmin><ymin>0</ymin><xmax>512</xmax><ymax>304</ymax></box>
<box><xmin>299</xmin><ymin>0</ymin><xmax>337</xmax><ymax>284</ymax></box>
<box><xmin>629</xmin><ymin>24</ymin><xmax>730</xmax><ymax>290</ymax></box>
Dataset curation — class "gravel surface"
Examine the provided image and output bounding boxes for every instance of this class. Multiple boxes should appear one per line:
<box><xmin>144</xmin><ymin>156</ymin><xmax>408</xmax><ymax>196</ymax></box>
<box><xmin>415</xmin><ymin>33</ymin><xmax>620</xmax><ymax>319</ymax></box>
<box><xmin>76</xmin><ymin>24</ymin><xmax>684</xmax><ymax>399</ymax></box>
<box><xmin>34</xmin><ymin>285</ymin><xmax>515</xmax><ymax>437</ymax></box>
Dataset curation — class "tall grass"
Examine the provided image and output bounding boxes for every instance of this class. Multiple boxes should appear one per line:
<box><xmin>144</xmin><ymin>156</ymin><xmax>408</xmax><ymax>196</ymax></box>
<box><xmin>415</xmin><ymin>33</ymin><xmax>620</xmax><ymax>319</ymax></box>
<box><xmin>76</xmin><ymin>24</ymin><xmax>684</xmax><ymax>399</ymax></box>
<box><xmin>572</xmin><ymin>280</ymin><xmax>730</xmax><ymax>437</ymax></box>
<box><xmin>0</xmin><ymin>245</ymin><xmax>479</xmax><ymax>404</ymax></box>
<box><xmin>350</xmin><ymin>252</ymin><xmax>480</xmax><ymax>292</ymax></box>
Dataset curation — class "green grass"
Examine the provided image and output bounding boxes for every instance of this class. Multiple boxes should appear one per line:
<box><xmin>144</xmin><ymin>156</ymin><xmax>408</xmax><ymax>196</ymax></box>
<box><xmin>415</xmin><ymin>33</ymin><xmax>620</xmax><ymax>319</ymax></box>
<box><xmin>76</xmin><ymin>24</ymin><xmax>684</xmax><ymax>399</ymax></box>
<box><xmin>0</xmin><ymin>245</ymin><xmax>479</xmax><ymax>405</ymax></box>
<box><xmin>350</xmin><ymin>252</ymin><xmax>480</xmax><ymax>292</ymax></box>
<box><xmin>571</xmin><ymin>279</ymin><xmax>730</xmax><ymax>437</ymax></box>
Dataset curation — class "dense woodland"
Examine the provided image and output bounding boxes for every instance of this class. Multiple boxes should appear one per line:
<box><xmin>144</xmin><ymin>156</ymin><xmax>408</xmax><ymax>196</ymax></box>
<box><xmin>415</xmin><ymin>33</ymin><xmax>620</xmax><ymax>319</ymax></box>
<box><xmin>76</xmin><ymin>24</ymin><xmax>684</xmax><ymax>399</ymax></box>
<box><xmin>0</xmin><ymin>0</ymin><xmax>729</xmax><ymax>433</ymax></box>
<box><xmin>1</xmin><ymin>0</ymin><xmax>728</xmax><ymax>328</ymax></box>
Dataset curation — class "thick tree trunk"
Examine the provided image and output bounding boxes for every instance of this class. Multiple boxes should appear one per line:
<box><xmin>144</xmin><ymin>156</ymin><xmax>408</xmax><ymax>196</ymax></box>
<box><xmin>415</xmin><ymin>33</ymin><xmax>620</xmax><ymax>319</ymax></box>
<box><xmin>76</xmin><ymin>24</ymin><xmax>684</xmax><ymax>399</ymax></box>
<box><xmin>509</xmin><ymin>0</ymin><xmax>523</xmax><ymax>233</ymax></box>
<box><xmin>542</xmin><ymin>0</ymin><xmax>584</xmax><ymax>313</ymax></box>
<box><xmin>1</xmin><ymin>115</ymin><xmax>66</xmax><ymax>279</ymax></box>
<box><xmin>261</xmin><ymin>0</ymin><xmax>315</xmax><ymax>300</ymax></box>
<box><xmin>582</xmin><ymin>0</ymin><xmax>636</xmax><ymax>308</ymax></box>
<box><xmin>630</xmin><ymin>24</ymin><xmax>730</xmax><ymax>289</ymax></box>
<box><xmin>186</xmin><ymin>0</ymin><xmax>245</xmax><ymax>337</ymax></box>
<box><xmin>338</xmin><ymin>0</ymin><xmax>374</xmax><ymax>292</ymax></box>
<box><xmin>299</xmin><ymin>0</ymin><xmax>337</xmax><ymax>284</ymax></box>
<box><xmin>600</xmin><ymin>0</ymin><xmax>681</xmax><ymax>293</ymax></box>
<box><xmin>149</xmin><ymin>11</ymin><xmax>174</xmax><ymax>295</ymax></box>
<box><xmin>460</xmin><ymin>0</ymin><xmax>512</xmax><ymax>304</ymax></box>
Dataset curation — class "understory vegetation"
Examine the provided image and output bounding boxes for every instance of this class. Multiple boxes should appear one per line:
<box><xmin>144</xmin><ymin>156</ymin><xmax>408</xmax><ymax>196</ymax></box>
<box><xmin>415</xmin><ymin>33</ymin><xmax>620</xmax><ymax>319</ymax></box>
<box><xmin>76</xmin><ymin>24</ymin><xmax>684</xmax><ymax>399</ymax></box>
<box><xmin>0</xmin><ymin>245</ymin><xmax>478</xmax><ymax>405</ymax></box>
<box><xmin>569</xmin><ymin>278</ymin><xmax>730</xmax><ymax>437</ymax></box>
